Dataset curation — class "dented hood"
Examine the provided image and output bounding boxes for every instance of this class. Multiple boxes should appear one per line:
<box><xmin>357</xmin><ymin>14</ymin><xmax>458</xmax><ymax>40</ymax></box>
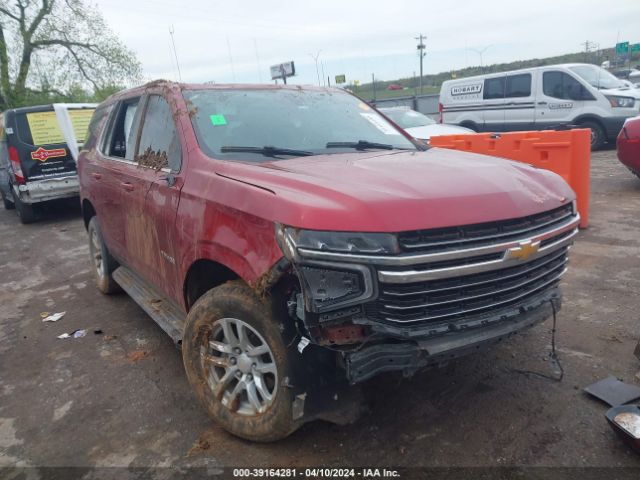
<box><xmin>217</xmin><ymin>148</ymin><xmax>575</xmax><ymax>232</ymax></box>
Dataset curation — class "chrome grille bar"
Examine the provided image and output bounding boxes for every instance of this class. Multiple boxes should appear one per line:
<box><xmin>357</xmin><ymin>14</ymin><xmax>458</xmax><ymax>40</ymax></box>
<box><xmin>377</xmin><ymin>228</ymin><xmax>576</xmax><ymax>284</ymax></box>
<box><xmin>382</xmin><ymin>257</ymin><xmax>566</xmax><ymax>310</ymax></box>
<box><xmin>381</xmin><ymin>248</ymin><xmax>567</xmax><ymax>297</ymax></box>
<box><xmin>381</xmin><ymin>268</ymin><xmax>567</xmax><ymax>324</ymax></box>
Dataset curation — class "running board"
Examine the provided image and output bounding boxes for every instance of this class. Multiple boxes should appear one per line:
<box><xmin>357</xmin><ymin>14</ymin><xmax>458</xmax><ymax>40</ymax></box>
<box><xmin>113</xmin><ymin>266</ymin><xmax>185</xmax><ymax>345</ymax></box>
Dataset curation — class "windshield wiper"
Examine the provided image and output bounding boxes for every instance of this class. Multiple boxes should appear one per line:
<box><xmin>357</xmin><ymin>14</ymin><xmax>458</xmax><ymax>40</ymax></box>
<box><xmin>326</xmin><ymin>140</ymin><xmax>395</xmax><ymax>151</ymax></box>
<box><xmin>220</xmin><ymin>145</ymin><xmax>315</xmax><ymax>157</ymax></box>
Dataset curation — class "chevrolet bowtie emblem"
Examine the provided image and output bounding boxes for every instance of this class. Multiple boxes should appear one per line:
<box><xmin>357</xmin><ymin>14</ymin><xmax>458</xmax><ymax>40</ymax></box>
<box><xmin>507</xmin><ymin>240</ymin><xmax>540</xmax><ymax>261</ymax></box>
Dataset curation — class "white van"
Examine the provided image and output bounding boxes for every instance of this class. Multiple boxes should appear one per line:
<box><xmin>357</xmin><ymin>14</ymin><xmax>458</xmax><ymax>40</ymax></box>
<box><xmin>439</xmin><ymin>63</ymin><xmax>640</xmax><ymax>149</ymax></box>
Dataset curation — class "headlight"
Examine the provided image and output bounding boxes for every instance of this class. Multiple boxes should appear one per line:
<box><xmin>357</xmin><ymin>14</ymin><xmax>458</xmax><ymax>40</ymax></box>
<box><xmin>275</xmin><ymin>225</ymin><xmax>380</xmax><ymax>312</ymax></box>
<box><xmin>279</xmin><ymin>227</ymin><xmax>400</xmax><ymax>256</ymax></box>
<box><xmin>606</xmin><ymin>95</ymin><xmax>636</xmax><ymax>108</ymax></box>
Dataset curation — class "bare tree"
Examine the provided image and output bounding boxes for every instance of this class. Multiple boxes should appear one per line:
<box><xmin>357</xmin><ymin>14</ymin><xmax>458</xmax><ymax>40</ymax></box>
<box><xmin>0</xmin><ymin>0</ymin><xmax>142</xmax><ymax>109</ymax></box>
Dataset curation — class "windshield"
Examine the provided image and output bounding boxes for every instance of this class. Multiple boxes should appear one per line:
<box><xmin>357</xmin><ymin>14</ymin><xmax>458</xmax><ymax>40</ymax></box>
<box><xmin>569</xmin><ymin>65</ymin><xmax>625</xmax><ymax>90</ymax></box>
<box><xmin>184</xmin><ymin>88</ymin><xmax>416</xmax><ymax>162</ymax></box>
<box><xmin>381</xmin><ymin>109</ymin><xmax>435</xmax><ymax>129</ymax></box>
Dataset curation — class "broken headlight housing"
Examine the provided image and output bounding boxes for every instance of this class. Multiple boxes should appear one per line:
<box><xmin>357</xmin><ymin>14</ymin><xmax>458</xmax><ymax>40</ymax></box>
<box><xmin>276</xmin><ymin>226</ymin><xmax>383</xmax><ymax>312</ymax></box>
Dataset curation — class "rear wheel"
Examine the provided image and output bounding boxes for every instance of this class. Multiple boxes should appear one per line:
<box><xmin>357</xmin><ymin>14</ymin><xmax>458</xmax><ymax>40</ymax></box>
<box><xmin>580</xmin><ymin>120</ymin><xmax>606</xmax><ymax>150</ymax></box>
<box><xmin>12</xmin><ymin>190</ymin><xmax>36</xmax><ymax>224</ymax></box>
<box><xmin>88</xmin><ymin>217</ymin><xmax>120</xmax><ymax>294</ymax></box>
<box><xmin>1</xmin><ymin>190</ymin><xmax>14</xmax><ymax>210</ymax></box>
<box><xmin>182</xmin><ymin>281</ymin><xmax>298</xmax><ymax>442</ymax></box>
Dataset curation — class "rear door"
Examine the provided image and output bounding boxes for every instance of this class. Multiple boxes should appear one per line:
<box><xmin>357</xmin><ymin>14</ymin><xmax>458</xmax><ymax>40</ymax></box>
<box><xmin>503</xmin><ymin>72</ymin><xmax>536</xmax><ymax>131</ymax></box>
<box><xmin>481</xmin><ymin>75</ymin><xmax>506</xmax><ymax>131</ymax></box>
<box><xmin>13</xmin><ymin>107</ymin><xmax>95</xmax><ymax>181</ymax></box>
<box><xmin>84</xmin><ymin>97</ymin><xmax>143</xmax><ymax>261</ymax></box>
<box><xmin>119</xmin><ymin>93</ymin><xmax>184</xmax><ymax>301</ymax></box>
<box><xmin>534</xmin><ymin>70</ymin><xmax>587</xmax><ymax>128</ymax></box>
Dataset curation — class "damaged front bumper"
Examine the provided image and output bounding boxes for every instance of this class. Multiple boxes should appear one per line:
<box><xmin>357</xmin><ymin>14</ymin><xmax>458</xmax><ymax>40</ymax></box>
<box><xmin>344</xmin><ymin>293</ymin><xmax>558</xmax><ymax>384</ymax></box>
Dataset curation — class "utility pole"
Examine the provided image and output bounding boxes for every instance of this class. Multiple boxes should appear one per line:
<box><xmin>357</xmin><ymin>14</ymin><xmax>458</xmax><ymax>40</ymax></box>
<box><xmin>309</xmin><ymin>50</ymin><xmax>322</xmax><ymax>86</ymax></box>
<box><xmin>415</xmin><ymin>34</ymin><xmax>426</xmax><ymax>94</ymax></box>
<box><xmin>372</xmin><ymin>73</ymin><xmax>376</xmax><ymax>103</ymax></box>
<box><xmin>169</xmin><ymin>25</ymin><xmax>182</xmax><ymax>81</ymax></box>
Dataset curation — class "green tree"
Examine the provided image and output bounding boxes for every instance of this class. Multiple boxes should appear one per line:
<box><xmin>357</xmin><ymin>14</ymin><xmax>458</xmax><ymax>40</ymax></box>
<box><xmin>0</xmin><ymin>0</ymin><xmax>141</xmax><ymax>109</ymax></box>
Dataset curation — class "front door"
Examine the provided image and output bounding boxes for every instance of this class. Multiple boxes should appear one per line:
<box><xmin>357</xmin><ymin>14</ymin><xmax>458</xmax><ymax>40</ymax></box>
<box><xmin>120</xmin><ymin>94</ymin><xmax>185</xmax><ymax>303</ymax></box>
<box><xmin>534</xmin><ymin>70</ymin><xmax>585</xmax><ymax>129</ymax></box>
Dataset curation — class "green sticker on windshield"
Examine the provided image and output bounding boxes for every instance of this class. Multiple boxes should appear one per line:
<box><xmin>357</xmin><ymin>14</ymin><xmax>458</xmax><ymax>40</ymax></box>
<box><xmin>210</xmin><ymin>114</ymin><xmax>227</xmax><ymax>126</ymax></box>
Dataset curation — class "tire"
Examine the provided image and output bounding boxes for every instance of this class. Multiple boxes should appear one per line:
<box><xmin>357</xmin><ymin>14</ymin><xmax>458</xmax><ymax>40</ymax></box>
<box><xmin>580</xmin><ymin>120</ymin><xmax>606</xmax><ymax>150</ymax></box>
<box><xmin>87</xmin><ymin>217</ymin><xmax>121</xmax><ymax>294</ymax></box>
<box><xmin>460</xmin><ymin>122</ymin><xmax>478</xmax><ymax>132</ymax></box>
<box><xmin>1</xmin><ymin>190</ymin><xmax>14</xmax><ymax>210</ymax></box>
<box><xmin>182</xmin><ymin>280</ymin><xmax>299</xmax><ymax>442</ymax></box>
<box><xmin>12</xmin><ymin>189</ymin><xmax>36</xmax><ymax>224</ymax></box>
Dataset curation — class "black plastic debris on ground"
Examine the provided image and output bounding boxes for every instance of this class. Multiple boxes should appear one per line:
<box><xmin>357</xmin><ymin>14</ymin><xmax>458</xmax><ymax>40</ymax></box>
<box><xmin>584</xmin><ymin>376</ymin><xmax>640</xmax><ymax>407</ymax></box>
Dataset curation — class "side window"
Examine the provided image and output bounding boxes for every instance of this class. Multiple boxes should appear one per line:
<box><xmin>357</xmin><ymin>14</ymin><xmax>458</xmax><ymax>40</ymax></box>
<box><xmin>84</xmin><ymin>105</ymin><xmax>113</xmax><ymax>151</ymax></box>
<box><xmin>483</xmin><ymin>77</ymin><xmax>505</xmax><ymax>100</ymax></box>
<box><xmin>104</xmin><ymin>98</ymin><xmax>141</xmax><ymax>160</ymax></box>
<box><xmin>505</xmin><ymin>74</ymin><xmax>532</xmax><ymax>98</ymax></box>
<box><xmin>136</xmin><ymin>95</ymin><xmax>181</xmax><ymax>172</ymax></box>
<box><xmin>543</xmin><ymin>72</ymin><xmax>591</xmax><ymax>101</ymax></box>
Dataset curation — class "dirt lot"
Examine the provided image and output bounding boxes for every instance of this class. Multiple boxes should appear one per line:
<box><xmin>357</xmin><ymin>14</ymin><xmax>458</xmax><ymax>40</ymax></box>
<box><xmin>1</xmin><ymin>148</ymin><xmax>640</xmax><ymax>476</ymax></box>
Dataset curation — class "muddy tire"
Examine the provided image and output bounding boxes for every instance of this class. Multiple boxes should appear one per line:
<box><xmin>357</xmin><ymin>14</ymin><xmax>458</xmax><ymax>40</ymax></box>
<box><xmin>182</xmin><ymin>280</ymin><xmax>298</xmax><ymax>442</ymax></box>
<box><xmin>581</xmin><ymin>120</ymin><xmax>606</xmax><ymax>150</ymax></box>
<box><xmin>87</xmin><ymin>217</ymin><xmax>120</xmax><ymax>294</ymax></box>
<box><xmin>12</xmin><ymin>190</ymin><xmax>36</xmax><ymax>223</ymax></box>
<box><xmin>1</xmin><ymin>190</ymin><xmax>14</xmax><ymax>210</ymax></box>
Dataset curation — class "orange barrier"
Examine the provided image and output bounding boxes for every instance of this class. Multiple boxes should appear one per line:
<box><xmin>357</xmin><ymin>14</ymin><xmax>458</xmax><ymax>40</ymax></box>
<box><xmin>429</xmin><ymin>129</ymin><xmax>590</xmax><ymax>228</ymax></box>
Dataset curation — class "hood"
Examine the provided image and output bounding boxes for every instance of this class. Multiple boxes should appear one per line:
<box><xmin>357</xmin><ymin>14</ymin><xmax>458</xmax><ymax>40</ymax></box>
<box><xmin>405</xmin><ymin>124</ymin><xmax>474</xmax><ymax>140</ymax></box>
<box><xmin>215</xmin><ymin>148</ymin><xmax>575</xmax><ymax>233</ymax></box>
<box><xmin>600</xmin><ymin>86</ymin><xmax>640</xmax><ymax>99</ymax></box>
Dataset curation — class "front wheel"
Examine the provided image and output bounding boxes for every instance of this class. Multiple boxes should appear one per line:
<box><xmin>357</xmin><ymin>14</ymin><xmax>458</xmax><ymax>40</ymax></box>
<box><xmin>87</xmin><ymin>217</ymin><xmax>120</xmax><ymax>294</ymax></box>
<box><xmin>581</xmin><ymin>121</ymin><xmax>606</xmax><ymax>150</ymax></box>
<box><xmin>182</xmin><ymin>281</ymin><xmax>298</xmax><ymax>442</ymax></box>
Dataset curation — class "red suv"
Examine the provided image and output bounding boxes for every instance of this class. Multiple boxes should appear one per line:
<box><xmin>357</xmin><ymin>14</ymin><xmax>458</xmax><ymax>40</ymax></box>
<box><xmin>79</xmin><ymin>81</ymin><xmax>579</xmax><ymax>441</ymax></box>
<box><xmin>617</xmin><ymin>115</ymin><xmax>640</xmax><ymax>178</ymax></box>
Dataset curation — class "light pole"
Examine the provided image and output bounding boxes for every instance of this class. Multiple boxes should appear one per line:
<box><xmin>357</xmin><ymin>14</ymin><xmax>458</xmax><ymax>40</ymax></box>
<box><xmin>415</xmin><ymin>34</ymin><xmax>426</xmax><ymax>94</ymax></box>
<box><xmin>469</xmin><ymin>45</ymin><xmax>491</xmax><ymax>71</ymax></box>
<box><xmin>309</xmin><ymin>50</ymin><xmax>322</xmax><ymax>87</ymax></box>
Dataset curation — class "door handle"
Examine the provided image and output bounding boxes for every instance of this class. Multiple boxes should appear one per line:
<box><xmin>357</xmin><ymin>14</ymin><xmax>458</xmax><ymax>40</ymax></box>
<box><xmin>90</xmin><ymin>172</ymin><xmax>102</xmax><ymax>180</ymax></box>
<box><xmin>120</xmin><ymin>182</ymin><xmax>134</xmax><ymax>192</ymax></box>
<box><xmin>537</xmin><ymin>101</ymin><xmax>548</xmax><ymax>105</ymax></box>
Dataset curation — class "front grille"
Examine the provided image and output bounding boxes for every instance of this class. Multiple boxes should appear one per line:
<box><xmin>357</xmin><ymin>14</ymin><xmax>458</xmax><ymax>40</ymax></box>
<box><xmin>398</xmin><ymin>203</ymin><xmax>573</xmax><ymax>254</ymax></box>
<box><xmin>366</xmin><ymin>247</ymin><xmax>568</xmax><ymax>325</ymax></box>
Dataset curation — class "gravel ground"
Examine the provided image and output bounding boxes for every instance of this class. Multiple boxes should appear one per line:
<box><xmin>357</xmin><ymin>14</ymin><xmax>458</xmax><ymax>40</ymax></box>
<box><xmin>0</xmin><ymin>147</ymin><xmax>639</xmax><ymax>477</ymax></box>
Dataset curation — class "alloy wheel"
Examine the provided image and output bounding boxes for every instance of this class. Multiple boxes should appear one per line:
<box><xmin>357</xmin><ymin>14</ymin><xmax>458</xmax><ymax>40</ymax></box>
<box><xmin>200</xmin><ymin>317</ymin><xmax>278</xmax><ymax>416</ymax></box>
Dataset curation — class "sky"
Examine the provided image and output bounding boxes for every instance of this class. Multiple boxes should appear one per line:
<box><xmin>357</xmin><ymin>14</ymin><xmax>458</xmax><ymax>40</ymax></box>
<box><xmin>94</xmin><ymin>0</ymin><xmax>640</xmax><ymax>86</ymax></box>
